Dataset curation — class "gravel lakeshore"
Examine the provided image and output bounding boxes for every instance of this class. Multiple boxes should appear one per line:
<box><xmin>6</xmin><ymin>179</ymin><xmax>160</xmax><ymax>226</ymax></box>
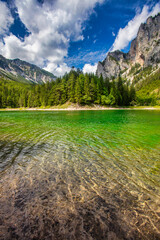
<box><xmin>0</xmin><ymin>106</ymin><xmax>159</xmax><ymax>111</ymax></box>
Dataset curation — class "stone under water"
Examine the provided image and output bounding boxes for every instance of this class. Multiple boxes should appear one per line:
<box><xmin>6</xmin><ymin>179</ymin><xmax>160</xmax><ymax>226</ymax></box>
<box><xmin>0</xmin><ymin>110</ymin><xmax>160</xmax><ymax>240</ymax></box>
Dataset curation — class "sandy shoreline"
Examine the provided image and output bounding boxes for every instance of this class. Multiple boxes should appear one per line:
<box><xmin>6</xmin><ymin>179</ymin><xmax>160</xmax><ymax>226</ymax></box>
<box><xmin>0</xmin><ymin>106</ymin><xmax>159</xmax><ymax>111</ymax></box>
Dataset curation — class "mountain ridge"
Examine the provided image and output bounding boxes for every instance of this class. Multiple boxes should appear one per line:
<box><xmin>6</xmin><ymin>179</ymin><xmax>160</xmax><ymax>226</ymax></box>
<box><xmin>0</xmin><ymin>54</ymin><xmax>56</xmax><ymax>84</ymax></box>
<box><xmin>96</xmin><ymin>13</ymin><xmax>160</xmax><ymax>79</ymax></box>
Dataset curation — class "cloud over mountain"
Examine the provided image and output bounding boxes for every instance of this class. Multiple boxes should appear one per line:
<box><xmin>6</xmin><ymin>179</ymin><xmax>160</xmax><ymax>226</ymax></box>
<box><xmin>0</xmin><ymin>0</ymin><xmax>104</xmax><ymax>76</ymax></box>
<box><xmin>111</xmin><ymin>3</ymin><xmax>160</xmax><ymax>51</ymax></box>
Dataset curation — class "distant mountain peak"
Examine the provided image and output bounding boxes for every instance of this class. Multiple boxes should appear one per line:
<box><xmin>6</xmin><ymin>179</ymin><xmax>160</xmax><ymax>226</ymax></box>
<box><xmin>0</xmin><ymin>55</ymin><xmax>56</xmax><ymax>84</ymax></box>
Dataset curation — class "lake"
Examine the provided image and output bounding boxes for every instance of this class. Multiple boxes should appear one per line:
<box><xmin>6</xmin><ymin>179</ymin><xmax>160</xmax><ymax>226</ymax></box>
<box><xmin>0</xmin><ymin>110</ymin><xmax>160</xmax><ymax>240</ymax></box>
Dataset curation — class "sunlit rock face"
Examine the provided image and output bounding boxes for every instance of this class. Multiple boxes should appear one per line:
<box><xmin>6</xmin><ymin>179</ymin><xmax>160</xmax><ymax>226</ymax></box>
<box><xmin>96</xmin><ymin>13</ymin><xmax>160</xmax><ymax>79</ymax></box>
<box><xmin>97</xmin><ymin>51</ymin><xmax>130</xmax><ymax>79</ymax></box>
<box><xmin>130</xmin><ymin>13</ymin><xmax>160</xmax><ymax>67</ymax></box>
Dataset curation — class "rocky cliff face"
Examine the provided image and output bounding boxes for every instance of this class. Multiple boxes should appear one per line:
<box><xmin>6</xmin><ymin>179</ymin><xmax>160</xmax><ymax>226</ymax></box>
<box><xmin>97</xmin><ymin>51</ymin><xmax>130</xmax><ymax>79</ymax></box>
<box><xmin>97</xmin><ymin>13</ymin><xmax>160</xmax><ymax>79</ymax></box>
<box><xmin>0</xmin><ymin>55</ymin><xmax>56</xmax><ymax>84</ymax></box>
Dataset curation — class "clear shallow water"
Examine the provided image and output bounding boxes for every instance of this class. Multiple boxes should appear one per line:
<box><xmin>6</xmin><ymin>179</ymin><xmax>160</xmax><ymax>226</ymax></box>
<box><xmin>0</xmin><ymin>110</ymin><xmax>160</xmax><ymax>240</ymax></box>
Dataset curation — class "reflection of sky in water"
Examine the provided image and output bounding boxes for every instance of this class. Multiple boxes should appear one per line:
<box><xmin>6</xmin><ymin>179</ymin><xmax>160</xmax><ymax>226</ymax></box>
<box><xmin>0</xmin><ymin>110</ymin><xmax>160</xmax><ymax>239</ymax></box>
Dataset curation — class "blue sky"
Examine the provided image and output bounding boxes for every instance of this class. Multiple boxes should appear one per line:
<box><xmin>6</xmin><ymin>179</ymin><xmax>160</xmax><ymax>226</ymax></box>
<box><xmin>0</xmin><ymin>0</ymin><xmax>160</xmax><ymax>76</ymax></box>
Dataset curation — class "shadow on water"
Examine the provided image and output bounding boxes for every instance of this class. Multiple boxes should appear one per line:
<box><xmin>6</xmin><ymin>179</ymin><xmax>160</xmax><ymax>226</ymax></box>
<box><xmin>0</xmin><ymin>110</ymin><xmax>160</xmax><ymax>239</ymax></box>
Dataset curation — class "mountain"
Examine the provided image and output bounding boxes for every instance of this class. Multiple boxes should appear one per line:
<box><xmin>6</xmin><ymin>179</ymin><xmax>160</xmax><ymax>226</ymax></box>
<box><xmin>0</xmin><ymin>55</ymin><xmax>56</xmax><ymax>84</ymax></box>
<box><xmin>96</xmin><ymin>13</ymin><xmax>160</xmax><ymax>80</ymax></box>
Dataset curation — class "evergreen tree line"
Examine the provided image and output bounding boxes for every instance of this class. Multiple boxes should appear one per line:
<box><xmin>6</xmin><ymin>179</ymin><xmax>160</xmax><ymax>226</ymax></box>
<box><xmin>0</xmin><ymin>70</ymin><xmax>136</xmax><ymax>108</ymax></box>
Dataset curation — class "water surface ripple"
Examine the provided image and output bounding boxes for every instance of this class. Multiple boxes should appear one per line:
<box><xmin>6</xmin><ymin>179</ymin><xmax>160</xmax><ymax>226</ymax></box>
<box><xmin>0</xmin><ymin>110</ymin><xmax>160</xmax><ymax>240</ymax></box>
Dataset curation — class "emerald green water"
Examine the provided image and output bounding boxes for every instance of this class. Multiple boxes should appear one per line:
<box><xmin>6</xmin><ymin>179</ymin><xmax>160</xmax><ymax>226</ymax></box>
<box><xmin>0</xmin><ymin>110</ymin><xmax>160</xmax><ymax>240</ymax></box>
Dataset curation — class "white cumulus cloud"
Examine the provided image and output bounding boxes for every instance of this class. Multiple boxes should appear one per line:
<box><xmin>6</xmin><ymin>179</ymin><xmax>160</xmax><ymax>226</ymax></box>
<box><xmin>111</xmin><ymin>3</ymin><xmax>160</xmax><ymax>51</ymax></box>
<box><xmin>44</xmin><ymin>62</ymin><xmax>71</xmax><ymax>77</ymax></box>
<box><xmin>0</xmin><ymin>0</ymin><xmax>104</xmax><ymax>76</ymax></box>
<box><xmin>0</xmin><ymin>1</ymin><xmax>13</xmax><ymax>35</ymax></box>
<box><xmin>83</xmin><ymin>63</ymin><xmax>97</xmax><ymax>74</ymax></box>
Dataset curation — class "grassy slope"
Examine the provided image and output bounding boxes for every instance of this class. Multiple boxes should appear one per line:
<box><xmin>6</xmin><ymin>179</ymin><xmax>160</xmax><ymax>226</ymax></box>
<box><xmin>0</xmin><ymin>68</ymin><xmax>34</xmax><ymax>84</ymax></box>
<box><xmin>135</xmin><ymin>68</ymin><xmax>160</xmax><ymax>105</ymax></box>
